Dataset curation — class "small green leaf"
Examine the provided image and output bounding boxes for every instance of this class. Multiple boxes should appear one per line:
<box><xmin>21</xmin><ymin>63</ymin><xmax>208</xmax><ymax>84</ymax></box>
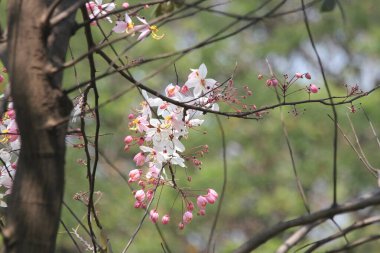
<box><xmin>321</xmin><ymin>0</ymin><xmax>336</xmax><ymax>12</ymax></box>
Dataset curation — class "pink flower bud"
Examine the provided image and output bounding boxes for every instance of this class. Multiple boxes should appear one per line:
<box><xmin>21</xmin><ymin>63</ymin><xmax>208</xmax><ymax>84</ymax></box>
<box><xmin>198</xmin><ymin>209</ymin><xmax>206</xmax><ymax>216</ymax></box>
<box><xmin>295</xmin><ymin>73</ymin><xmax>303</xmax><ymax>78</ymax></box>
<box><xmin>180</xmin><ymin>85</ymin><xmax>189</xmax><ymax>94</ymax></box>
<box><xmin>187</xmin><ymin>201</ymin><xmax>194</xmax><ymax>211</ymax></box>
<box><xmin>183</xmin><ymin>211</ymin><xmax>193</xmax><ymax>224</ymax></box>
<box><xmin>149</xmin><ymin>209</ymin><xmax>159</xmax><ymax>223</ymax></box>
<box><xmin>197</xmin><ymin>195</ymin><xmax>208</xmax><ymax>209</ymax></box>
<box><xmin>305</xmin><ymin>72</ymin><xmax>311</xmax><ymax>79</ymax></box>
<box><xmin>146</xmin><ymin>190</ymin><xmax>154</xmax><ymax>200</ymax></box>
<box><xmin>0</xmin><ymin>74</ymin><xmax>4</xmax><ymax>83</ymax></box>
<box><xmin>122</xmin><ymin>2</ymin><xmax>129</xmax><ymax>8</ymax></box>
<box><xmin>205</xmin><ymin>188</ymin><xmax>218</xmax><ymax>204</ymax></box>
<box><xmin>162</xmin><ymin>214</ymin><xmax>170</xmax><ymax>224</ymax></box>
<box><xmin>309</xmin><ymin>84</ymin><xmax>319</xmax><ymax>93</ymax></box>
<box><xmin>271</xmin><ymin>78</ymin><xmax>278</xmax><ymax>86</ymax></box>
<box><xmin>134</xmin><ymin>201</ymin><xmax>142</xmax><ymax>208</ymax></box>
<box><xmin>128</xmin><ymin>113</ymin><xmax>135</xmax><ymax>120</ymax></box>
<box><xmin>128</xmin><ymin>169</ymin><xmax>141</xmax><ymax>183</ymax></box>
<box><xmin>124</xmin><ymin>145</ymin><xmax>130</xmax><ymax>152</ymax></box>
<box><xmin>133</xmin><ymin>152</ymin><xmax>145</xmax><ymax>166</ymax></box>
<box><xmin>178</xmin><ymin>222</ymin><xmax>185</xmax><ymax>230</ymax></box>
<box><xmin>134</xmin><ymin>189</ymin><xmax>145</xmax><ymax>202</ymax></box>
<box><xmin>138</xmin><ymin>137</ymin><xmax>145</xmax><ymax>146</ymax></box>
<box><xmin>124</xmin><ymin>135</ymin><xmax>133</xmax><ymax>144</ymax></box>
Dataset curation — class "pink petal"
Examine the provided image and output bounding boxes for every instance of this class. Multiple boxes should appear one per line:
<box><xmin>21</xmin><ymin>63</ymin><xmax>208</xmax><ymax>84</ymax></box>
<box><xmin>113</xmin><ymin>21</ymin><xmax>127</xmax><ymax>33</ymax></box>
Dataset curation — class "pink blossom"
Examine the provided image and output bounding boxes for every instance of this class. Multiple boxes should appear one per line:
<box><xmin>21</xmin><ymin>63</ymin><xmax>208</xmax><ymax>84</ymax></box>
<box><xmin>183</xmin><ymin>211</ymin><xmax>193</xmax><ymax>224</ymax></box>
<box><xmin>162</xmin><ymin>214</ymin><xmax>170</xmax><ymax>224</ymax></box>
<box><xmin>122</xmin><ymin>2</ymin><xmax>129</xmax><ymax>8</ymax></box>
<box><xmin>149</xmin><ymin>209</ymin><xmax>159</xmax><ymax>223</ymax></box>
<box><xmin>295</xmin><ymin>73</ymin><xmax>303</xmax><ymax>78</ymax></box>
<box><xmin>128</xmin><ymin>113</ymin><xmax>135</xmax><ymax>120</ymax></box>
<box><xmin>134</xmin><ymin>189</ymin><xmax>145</xmax><ymax>202</ymax></box>
<box><xmin>124</xmin><ymin>135</ymin><xmax>133</xmax><ymax>144</ymax></box>
<box><xmin>86</xmin><ymin>0</ymin><xmax>115</xmax><ymax>23</ymax></box>
<box><xmin>134</xmin><ymin>17</ymin><xmax>164</xmax><ymax>41</ymax></box>
<box><xmin>6</xmin><ymin>110</ymin><xmax>16</xmax><ymax>120</ymax></box>
<box><xmin>133</xmin><ymin>152</ymin><xmax>146</xmax><ymax>166</ymax></box>
<box><xmin>185</xmin><ymin>63</ymin><xmax>217</xmax><ymax>97</ymax></box>
<box><xmin>205</xmin><ymin>188</ymin><xmax>218</xmax><ymax>204</ymax></box>
<box><xmin>309</xmin><ymin>84</ymin><xmax>319</xmax><ymax>93</ymax></box>
<box><xmin>146</xmin><ymin>165</ymin><xmax>160</xmax><ymax>179</ymax></box>
<box><xmin>128</xmin><ymin>169</ymin><xmax>141</xmax><ymax>182</ymax></box>
<box><xmin>197</xmin><ymin>195</ymin><xmax>208</xmax><ymax>209</ymax></box>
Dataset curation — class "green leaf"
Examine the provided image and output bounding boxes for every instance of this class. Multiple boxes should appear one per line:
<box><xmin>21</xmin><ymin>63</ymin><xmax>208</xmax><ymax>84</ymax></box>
<box><xmin>321</xmin><ymin>0</ymin><xmax>336</xmax><ymax>12</ymax></box>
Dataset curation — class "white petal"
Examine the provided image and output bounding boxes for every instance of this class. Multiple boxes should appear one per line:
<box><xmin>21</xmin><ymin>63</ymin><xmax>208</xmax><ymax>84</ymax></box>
<box><xmin>140</xmin><ymin>146</ymin><xmax>153</xmax><ymax>153</ymax></box>
<box><xmin>137</xmin><ymin>16</ymin><xmax>149</xmax><ymax>25</ymax></box>
<box><xmin>205</xmin><ymin>79</ymin><xmax>217</xmax><ymax>89</ymax></box>
<box><xmin>104</xmin><ymin>3</ymin><xmax>115</xmax><ymax>11</ymax></box>
<box><xmin>184</xmin><ymin>78</ymin><xmax>199</xmax><ymax>89</ymax></box>
<box><xmin>173</xmin><ymin>139</ymin><xmax>185</xmax><ymax>152</ymax></box>
<box><xmin>193</xmin><ymin>86</ymin><xmax>202</xmax><ymax>98</ymax></box>
<box><xmin>199</xmin><ymin>63</ymin><xmax>207</xmax><ymax>78</ymax></box>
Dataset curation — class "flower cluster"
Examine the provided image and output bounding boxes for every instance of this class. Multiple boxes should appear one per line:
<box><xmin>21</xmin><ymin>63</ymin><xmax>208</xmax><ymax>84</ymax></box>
<box><xmin>0</xmin><ymin>101</ymin><xmax>20</xmax><ymax>202</ymax></box>
<box><xmin>124</xmin><ymin>63</ymin><xmax>219</xmax><ymax>228</ymax></box>
<box><xmin>113</xmin><ymin>14</ymin><xmax>164</xmax><ymax>40</ymax></box>
<box><xmin>85</xmin><ymin>1</ymin><xmax>164</xmax><ymax>41</ymax></box>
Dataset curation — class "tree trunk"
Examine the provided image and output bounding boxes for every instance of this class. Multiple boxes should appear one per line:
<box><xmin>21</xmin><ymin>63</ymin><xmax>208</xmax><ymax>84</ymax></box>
<box><xmin>3</xmin><ymin>0</ymin><xmax>76</xmax><ymax>252</ymax></box>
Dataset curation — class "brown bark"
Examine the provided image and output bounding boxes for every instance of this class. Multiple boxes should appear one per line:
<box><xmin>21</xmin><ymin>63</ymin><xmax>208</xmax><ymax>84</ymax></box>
<box><xmin>3</xmin><ymin>0</ymin><xmax>76</xmax><ymax>252</ymax></box>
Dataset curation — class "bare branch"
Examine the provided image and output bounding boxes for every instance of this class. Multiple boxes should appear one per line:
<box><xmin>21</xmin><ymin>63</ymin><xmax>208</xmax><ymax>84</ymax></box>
<box><xmin>233</xmin><ymin>189</ymin><xmax>380</xmax><ymax>253</ymax></box>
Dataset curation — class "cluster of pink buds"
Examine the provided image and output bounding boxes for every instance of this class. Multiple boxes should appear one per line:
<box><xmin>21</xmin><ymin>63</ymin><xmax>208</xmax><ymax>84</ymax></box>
<box><xmin>124</xmin><ymin>63</ymin><xmax>220</xmax><ymax>228</ymax></box>
<box><xmin>260</xmin><ymin>71</ymin><xmax>319</xmax><ymax>98</ymax></box>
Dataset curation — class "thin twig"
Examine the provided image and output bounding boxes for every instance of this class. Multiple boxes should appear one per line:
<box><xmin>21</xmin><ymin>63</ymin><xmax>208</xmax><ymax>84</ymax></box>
<box><xmin>206</xmin><ymin>116</ymin><xmax>227</xmax><ymax>252</ymax></box>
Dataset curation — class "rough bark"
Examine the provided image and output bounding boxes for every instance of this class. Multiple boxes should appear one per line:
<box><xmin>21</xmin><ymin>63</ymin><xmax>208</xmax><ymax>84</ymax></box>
<box><xmin>3</xmin><ymin>0</ymin><xmax>76</xmax><ymax>252</ymax></box>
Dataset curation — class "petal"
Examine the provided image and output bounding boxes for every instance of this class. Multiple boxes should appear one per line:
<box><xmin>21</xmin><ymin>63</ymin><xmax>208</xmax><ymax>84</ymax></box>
<box><xmin>137</xmin><ymin>30</ymin><xmax>150</xmax><ymax>40</ymax></box>
<box><xmin>205</xmin><ymin>79</ymin><xmax>217</xmax><ymax>89</ymax></box>
<box><xmin>112</xmin><ymin>22</ymin><xmax>127</xmax><ymax>33</ymax></box>
<box><xmin>95</xmin><ymin>0</ymin><xmax>102</xmax><ymax>5</ymax></box>
<box><xmin>184</xmin><ymin>78</ymin><xmax>199</xmax><ymax>89</ymax></box>
<box><xmin>173</xmin><ymin>139</ymin><xmax>185</xmax><ymax>152</ymax></box>
<box><xmin>104</xmin><ymin>3</ymin><xmax>115</xmax><ymax>11</ymax></box>
<box><xmin>125</xmin><ymin>13</ymin><xmax>132</xmax><ymax>23</ymax></box>
<box><xmin>137</xmin><ymin>16</ymin><xmax>149</xmax><ymax>25</ymax></box>
<box><xmin>199</xmin><ymin>63</ymin><xmax>207</xmax><ymax>78</ymax></box>
<box><xmin>193</xmin><ymin>86</ymin><xmax>202</xmax><ymax>98</ymax></box>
